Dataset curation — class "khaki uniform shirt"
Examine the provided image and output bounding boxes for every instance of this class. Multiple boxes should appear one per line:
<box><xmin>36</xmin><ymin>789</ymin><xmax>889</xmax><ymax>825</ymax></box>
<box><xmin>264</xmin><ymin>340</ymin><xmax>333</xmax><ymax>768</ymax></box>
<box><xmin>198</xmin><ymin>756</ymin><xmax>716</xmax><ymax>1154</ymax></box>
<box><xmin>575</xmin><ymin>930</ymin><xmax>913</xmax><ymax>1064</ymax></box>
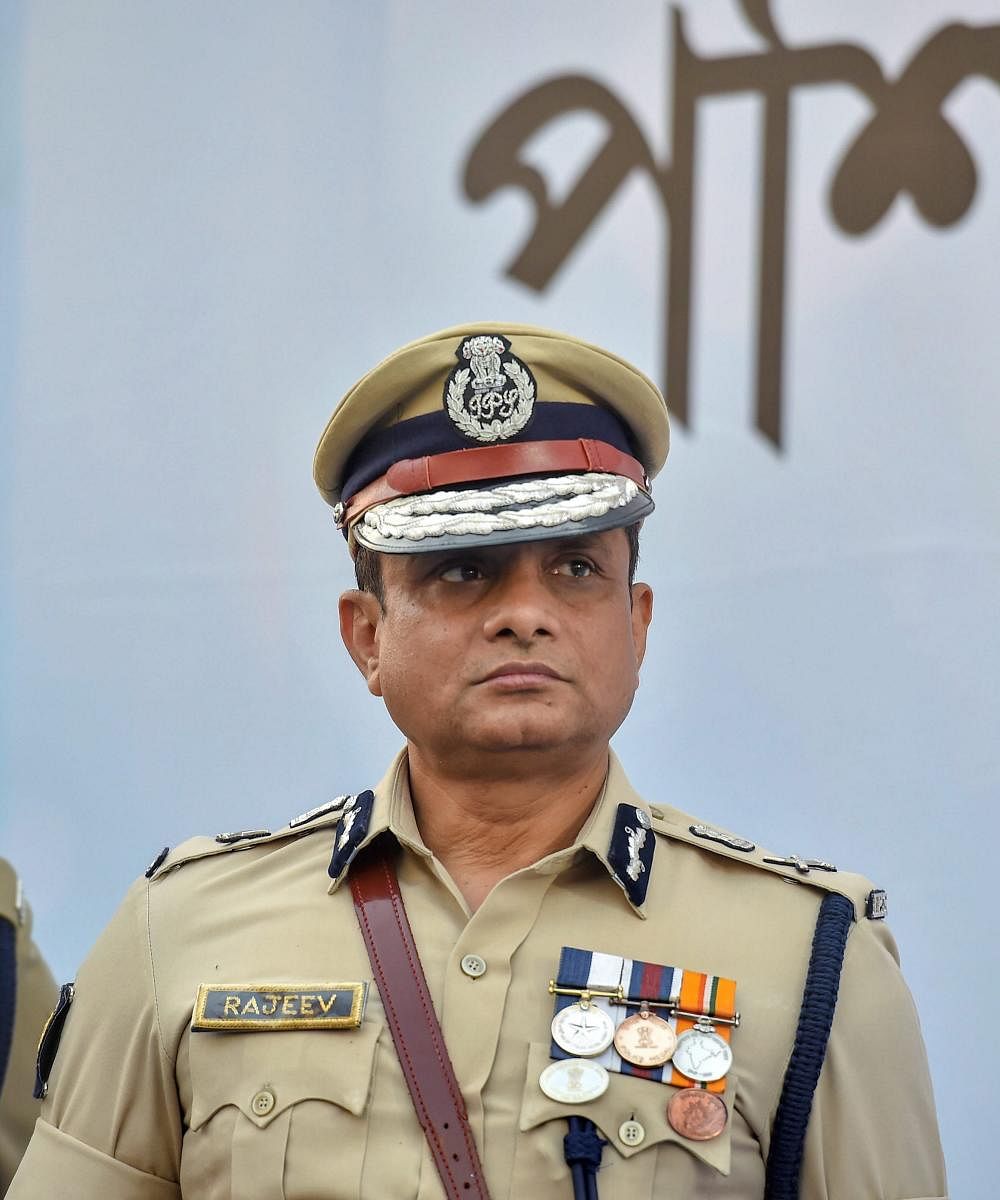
<box><xmin>0</xmin><ymin>859</ymin><xmax>58</xmax><ymax>1192</ymax></box>
<box><xmin>9</xmin><ymin>752</ymin><xmax>946</xmax><ymax>1199</ymax></box>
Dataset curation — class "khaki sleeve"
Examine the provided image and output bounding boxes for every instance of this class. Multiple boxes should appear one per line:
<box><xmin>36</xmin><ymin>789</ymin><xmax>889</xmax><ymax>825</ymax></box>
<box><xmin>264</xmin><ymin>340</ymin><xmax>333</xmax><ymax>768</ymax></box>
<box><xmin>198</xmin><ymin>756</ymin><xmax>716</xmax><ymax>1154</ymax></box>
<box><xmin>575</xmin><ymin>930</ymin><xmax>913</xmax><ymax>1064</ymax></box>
<box><xmin>6</xmin><ymin>878</ymin><xmax>183</xmax><ymax>1198</ymax></box>
<box><xmin>797</xmin><ymin>917</ymin><xmax>948</xmax><ymax>1200</ymax></box>
<box><xmin>0</xmin><ymin>867</ymin><xmax>58</xmax><ymax>1192</ymax></box>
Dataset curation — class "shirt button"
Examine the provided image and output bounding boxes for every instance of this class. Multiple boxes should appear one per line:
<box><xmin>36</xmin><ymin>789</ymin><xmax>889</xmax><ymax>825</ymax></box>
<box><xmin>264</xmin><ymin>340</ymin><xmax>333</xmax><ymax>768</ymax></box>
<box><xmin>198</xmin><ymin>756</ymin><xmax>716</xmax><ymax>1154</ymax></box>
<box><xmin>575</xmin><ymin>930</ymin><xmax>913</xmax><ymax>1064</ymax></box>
<box><xmin>460</xmin><ymin>954</ymin><xmax>487</xmax><ymax>979</ymax></box>
<box><xmin>251</xmin><ymin>1089</ymin><xmax>275</xmax><ymax>1117</ymax></box>
<box><xmin>618</xmin><ymin>1118</ymin><xmax>645</xmax><ymax>1147</ymax></box>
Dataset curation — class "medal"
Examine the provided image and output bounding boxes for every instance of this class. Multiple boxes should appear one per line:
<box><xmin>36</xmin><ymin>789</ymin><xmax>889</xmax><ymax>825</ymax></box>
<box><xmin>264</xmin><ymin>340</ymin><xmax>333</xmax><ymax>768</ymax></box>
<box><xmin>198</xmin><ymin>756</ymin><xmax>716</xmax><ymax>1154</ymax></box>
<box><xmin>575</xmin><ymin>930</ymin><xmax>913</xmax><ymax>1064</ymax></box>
<box><xmin>539</xmin><ymin>1058</ymin><xmax>610</xmax><ymax>1104</ymax></box>
<box><xmin>666</xmin><ymin>1088</ymin><xmax>728</xmax><ymax>1140</ymax></box>
<box><xmin>671</xmin><ymin>1017</ymin><xmax>733</xmax><ymax>1083</ymax></box>
<box><xmin>613</xmin><ymin>1003</ymin><xmax>677</xmax><ymax>1067</ymax></box>
<box><xmin>551</xmin><ymin>1001</ymin><xmax>615</xmax><ymax>1057</ymax></box>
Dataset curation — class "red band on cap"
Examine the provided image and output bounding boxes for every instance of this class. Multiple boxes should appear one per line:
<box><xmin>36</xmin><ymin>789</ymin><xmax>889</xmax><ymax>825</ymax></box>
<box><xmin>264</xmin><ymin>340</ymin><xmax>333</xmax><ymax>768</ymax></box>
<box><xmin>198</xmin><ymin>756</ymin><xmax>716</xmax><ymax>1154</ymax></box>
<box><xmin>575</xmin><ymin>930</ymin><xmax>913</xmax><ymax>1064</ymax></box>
<box><xmin>341</xmin><ymin>439</ymin><xmax>648</xmax><ymax>528</ymax></box>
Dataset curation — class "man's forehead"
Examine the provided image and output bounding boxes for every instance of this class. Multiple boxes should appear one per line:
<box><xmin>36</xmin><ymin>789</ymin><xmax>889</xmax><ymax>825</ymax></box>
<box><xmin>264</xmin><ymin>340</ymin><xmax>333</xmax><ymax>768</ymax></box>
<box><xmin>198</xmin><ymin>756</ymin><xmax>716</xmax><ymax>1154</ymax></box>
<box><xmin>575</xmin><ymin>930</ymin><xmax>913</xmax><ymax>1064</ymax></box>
<box><xmin>385</xmin><ymin>529</ymin><xmax>629</xmax><ymax>572</ymax></box>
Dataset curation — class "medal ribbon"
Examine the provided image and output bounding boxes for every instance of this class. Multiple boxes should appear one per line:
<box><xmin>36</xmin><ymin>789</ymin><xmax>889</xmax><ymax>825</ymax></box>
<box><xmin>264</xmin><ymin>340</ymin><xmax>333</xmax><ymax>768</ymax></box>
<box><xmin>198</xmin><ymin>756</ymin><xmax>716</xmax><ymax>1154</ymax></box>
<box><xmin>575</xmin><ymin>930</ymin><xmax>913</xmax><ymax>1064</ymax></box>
<box><xmin>668</xmin><ymin>969</ymin><xmax>737</xmax><ymax>1093</ymax></box>
<box><xmin>552</xmin><ymin>947</ymin><xmax>737</xmax><ymax>1090</ymax></box>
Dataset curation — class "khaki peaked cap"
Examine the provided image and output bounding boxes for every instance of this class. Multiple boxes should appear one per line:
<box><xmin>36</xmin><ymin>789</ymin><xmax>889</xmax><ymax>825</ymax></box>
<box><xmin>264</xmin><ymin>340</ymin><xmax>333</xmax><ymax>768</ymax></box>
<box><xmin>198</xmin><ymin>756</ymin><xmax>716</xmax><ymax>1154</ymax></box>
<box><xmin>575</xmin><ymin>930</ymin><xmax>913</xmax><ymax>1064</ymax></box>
<box><xmin>313</xmin><ymin>323</ymin><xmax>670</xmax><ymax>553</ymax></box>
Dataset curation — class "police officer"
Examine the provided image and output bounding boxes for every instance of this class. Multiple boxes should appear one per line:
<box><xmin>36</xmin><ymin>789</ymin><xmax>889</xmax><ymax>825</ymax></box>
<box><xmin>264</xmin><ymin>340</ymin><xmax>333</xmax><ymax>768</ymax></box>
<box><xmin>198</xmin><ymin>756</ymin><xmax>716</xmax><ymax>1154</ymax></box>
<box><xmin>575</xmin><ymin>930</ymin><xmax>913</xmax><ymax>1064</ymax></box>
<box><xmin>9</xmin><ymin>324</ymin><xmax>947</xmax><ymax>1198</ymax></box>
<box><xmin>0</xmin><ymin>859</ymin><xmax>57</xmax><ymax>1192</ymax></box>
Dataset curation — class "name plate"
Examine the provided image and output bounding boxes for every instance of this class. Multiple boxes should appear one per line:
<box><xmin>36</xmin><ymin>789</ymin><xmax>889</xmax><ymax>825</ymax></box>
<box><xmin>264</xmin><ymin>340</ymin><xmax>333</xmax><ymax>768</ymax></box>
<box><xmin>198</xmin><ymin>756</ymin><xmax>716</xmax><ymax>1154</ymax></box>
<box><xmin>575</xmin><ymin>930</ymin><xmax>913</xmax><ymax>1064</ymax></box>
<box><xmin>191</xmin><ymin>982</ymin><xmax>368</xmax><ymax>1031</ymax></box>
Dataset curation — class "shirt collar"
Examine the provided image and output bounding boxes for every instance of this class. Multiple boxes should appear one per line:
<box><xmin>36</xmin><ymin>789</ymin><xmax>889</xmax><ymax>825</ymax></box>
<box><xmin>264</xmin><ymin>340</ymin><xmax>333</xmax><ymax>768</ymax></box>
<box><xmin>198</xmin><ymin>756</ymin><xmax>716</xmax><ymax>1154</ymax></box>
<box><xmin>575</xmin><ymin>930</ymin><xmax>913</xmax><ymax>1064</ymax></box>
<box><xmin>326</xmin><ymin>749</ymin><xmax>426</xmax><ymax>892</ymax></box>
<box><xmin>326</xmin><ymin>747</ymin><xmax>657</xmax><ymax>914</ymax></box>
<box><xmin>574</xmin><ymin>750</ymin><xmax>656</xmax><ymax>915</ymax></box>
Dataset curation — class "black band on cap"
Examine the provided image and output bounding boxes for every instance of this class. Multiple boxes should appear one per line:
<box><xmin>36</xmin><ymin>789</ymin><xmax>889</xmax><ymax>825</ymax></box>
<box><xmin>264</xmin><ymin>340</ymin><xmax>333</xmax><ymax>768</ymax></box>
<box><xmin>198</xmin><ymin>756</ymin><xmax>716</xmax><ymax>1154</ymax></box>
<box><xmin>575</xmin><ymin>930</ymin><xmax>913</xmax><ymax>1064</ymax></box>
<box><xmin>341</xmin><ymin>403</ymin><xmax>638</xmax><ymax>506</ymax></box>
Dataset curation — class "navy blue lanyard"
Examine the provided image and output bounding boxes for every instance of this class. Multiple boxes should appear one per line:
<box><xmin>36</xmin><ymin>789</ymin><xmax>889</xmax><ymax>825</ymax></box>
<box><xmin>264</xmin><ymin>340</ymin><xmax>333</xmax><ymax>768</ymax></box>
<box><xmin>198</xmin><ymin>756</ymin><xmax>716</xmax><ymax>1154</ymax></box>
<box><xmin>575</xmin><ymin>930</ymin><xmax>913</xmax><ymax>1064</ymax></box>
<box><xmin>564</xmin><ymin>1115</ymin><xmax>606</xmax><ymax>1200</ymax></box>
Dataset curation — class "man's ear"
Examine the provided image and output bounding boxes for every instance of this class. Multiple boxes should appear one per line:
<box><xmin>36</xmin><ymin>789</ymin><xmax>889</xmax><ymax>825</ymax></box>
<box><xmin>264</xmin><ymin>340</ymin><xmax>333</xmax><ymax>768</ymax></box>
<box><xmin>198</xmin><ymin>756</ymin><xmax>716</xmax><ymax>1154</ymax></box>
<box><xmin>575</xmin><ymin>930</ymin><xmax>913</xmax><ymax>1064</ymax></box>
<box><xmin>630</xmin><ymin>582</ymin><xmax>653</xmax><ymax>674</ymax></box>
<box><xmin>339</xmin><ymin>590</ymin><xmax>384</xmax><ymax>697</ymax></box>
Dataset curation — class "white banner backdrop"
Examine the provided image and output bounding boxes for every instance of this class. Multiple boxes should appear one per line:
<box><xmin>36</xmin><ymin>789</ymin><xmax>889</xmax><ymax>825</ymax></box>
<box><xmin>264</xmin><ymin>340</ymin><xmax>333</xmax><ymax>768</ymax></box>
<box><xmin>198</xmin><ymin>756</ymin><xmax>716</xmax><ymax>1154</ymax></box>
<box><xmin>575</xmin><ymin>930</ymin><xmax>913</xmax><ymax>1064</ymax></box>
<box><xmin>2</xmin><ymin>2</ymin><xmax>997</xmax><ymax>1193</ymax></box>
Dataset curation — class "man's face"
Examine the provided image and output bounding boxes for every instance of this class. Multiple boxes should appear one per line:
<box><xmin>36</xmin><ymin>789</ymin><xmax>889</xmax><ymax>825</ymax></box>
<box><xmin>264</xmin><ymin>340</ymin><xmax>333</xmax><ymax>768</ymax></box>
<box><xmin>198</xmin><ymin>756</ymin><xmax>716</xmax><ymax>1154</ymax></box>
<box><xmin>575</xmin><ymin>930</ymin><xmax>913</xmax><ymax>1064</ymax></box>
<box><xmin>339</xmin><ymin>530</ymin><xmax>653</xmax><ymax>775</ymax></box>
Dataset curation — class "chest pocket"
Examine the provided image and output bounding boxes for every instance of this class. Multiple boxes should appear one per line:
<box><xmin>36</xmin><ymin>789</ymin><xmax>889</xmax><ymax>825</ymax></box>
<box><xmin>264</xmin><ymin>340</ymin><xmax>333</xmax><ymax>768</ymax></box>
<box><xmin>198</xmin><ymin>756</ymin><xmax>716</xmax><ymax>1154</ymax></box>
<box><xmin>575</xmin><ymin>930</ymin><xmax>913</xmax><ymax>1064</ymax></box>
<box><xmin>183</xmin><ymin>1019</ymin><xmax>382</xmax><ymax>1200</ymax></box>
<box><xmin>514</xmin><ymin>1042</ymin><xmax>735</xmax><ymax>1200</ymax></box>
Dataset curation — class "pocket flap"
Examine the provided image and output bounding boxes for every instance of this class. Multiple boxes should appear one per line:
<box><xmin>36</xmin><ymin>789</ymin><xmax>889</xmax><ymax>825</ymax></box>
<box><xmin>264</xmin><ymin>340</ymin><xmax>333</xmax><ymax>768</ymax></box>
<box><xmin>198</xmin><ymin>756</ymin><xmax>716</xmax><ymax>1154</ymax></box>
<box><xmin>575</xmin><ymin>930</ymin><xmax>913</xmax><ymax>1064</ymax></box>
<box><xmin>519</xmin><ymin>1042</ymin><xmax>733</xmax><ymax>1176</ymax></box>
<box><xmin>188</xmin><ymin>1018</ymin><xmax>382</xmax><ymax>1129</ymax></box>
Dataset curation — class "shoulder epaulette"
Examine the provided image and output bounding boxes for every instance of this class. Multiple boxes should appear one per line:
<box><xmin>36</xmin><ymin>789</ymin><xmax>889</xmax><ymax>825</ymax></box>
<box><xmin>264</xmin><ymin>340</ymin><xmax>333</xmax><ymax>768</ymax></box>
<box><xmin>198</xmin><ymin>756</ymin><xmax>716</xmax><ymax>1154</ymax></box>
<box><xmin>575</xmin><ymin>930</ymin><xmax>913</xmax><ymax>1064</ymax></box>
<box><xmin>0</xmin><ymin>859</ymin><xmax>25</xmax><ymax>927</ymax></box>
<box><xmin>146</xmin><ymin>795</ymin><xmax>354</xmax><ymax>881</ymax></box>
<box><xmin>648</xmin><ymin>808</ymin><xmax>885</xmax><ymax>922</ymax></box>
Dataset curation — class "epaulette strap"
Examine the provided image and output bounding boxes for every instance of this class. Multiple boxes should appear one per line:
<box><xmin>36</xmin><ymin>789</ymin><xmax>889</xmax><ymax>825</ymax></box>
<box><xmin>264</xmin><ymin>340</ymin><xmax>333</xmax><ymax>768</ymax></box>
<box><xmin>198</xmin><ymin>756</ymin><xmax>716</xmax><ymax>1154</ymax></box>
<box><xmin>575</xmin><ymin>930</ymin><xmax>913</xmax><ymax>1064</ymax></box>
<box><xmin>764</xmin><ymin>892</ymin><xmax>854</xmax><ymax>1200</ymax></box>
<box><xmin>0</xmin><ymin>914</ymin><xmax>15</xmax><ymax>1093</ymax></box>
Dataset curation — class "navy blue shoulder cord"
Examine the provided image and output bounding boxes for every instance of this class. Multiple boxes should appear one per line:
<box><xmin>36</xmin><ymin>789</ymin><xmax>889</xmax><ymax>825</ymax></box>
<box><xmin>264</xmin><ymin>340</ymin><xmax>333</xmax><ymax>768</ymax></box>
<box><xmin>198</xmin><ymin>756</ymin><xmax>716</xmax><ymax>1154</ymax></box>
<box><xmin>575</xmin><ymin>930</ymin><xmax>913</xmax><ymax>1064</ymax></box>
<box><xmin>0</xmin><ymin>916</ymin><xmax>16</xmax><ymax>1095</ymax></box>
<box><xmin>765</xmin><ymin>891</ymin><xmax>854</xmax><ymax>1199</ymax></box>
<box><xmin>564</xmin><ymin>1116</ymin><xmax>607</xmax><ymax>1200</ymax></box>
<box><xmin>559</xmin><ymin>893</ymin><xmax>852</xmax><ymax>1200</ymax></box>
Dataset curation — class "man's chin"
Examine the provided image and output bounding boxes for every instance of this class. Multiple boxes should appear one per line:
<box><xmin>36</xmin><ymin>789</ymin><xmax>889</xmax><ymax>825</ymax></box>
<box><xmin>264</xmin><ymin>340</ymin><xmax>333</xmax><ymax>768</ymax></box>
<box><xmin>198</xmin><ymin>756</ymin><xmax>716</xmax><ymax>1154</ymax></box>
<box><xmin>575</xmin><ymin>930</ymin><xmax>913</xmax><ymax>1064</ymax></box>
<box><xmin>454</xmin><ymin>720</ymin><xmax>599</xmax><ymax>759</ymax></box>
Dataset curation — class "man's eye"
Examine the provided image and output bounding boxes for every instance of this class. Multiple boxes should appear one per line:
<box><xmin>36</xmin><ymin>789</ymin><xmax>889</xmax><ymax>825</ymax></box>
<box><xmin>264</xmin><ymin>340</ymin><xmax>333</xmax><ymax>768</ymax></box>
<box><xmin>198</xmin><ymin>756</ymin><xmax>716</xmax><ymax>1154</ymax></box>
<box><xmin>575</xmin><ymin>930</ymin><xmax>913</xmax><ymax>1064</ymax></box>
<box><xmin>554</xmin><ymin>559</ymin><xmax>594</xmax><ymax>578</ymax></box>
<box><xmin>440</xmin><ymin>563</ymin><xmax>485</xmax><ymax>582</ymax></box>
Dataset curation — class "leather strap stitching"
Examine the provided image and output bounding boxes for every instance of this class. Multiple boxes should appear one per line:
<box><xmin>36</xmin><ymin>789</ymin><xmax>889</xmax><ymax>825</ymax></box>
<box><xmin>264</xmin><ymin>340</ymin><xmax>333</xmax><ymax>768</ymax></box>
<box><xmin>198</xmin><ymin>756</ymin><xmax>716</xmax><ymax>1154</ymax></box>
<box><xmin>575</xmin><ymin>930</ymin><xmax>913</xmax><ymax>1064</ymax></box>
<box><xmin>350</xmin><ymin>842</ymin><xmax>490</xmax><ymax>1199</ymax></box>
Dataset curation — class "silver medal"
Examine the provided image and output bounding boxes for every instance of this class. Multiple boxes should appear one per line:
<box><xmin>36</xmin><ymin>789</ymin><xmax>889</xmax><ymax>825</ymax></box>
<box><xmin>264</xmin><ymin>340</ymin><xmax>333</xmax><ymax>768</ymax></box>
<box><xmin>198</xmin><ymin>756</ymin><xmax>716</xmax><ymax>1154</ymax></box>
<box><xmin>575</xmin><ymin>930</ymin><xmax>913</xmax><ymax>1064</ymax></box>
<box><xmin>671</xmin><ymin>1019</ymin><xmax>733</xmax><ymax>1083</ymax></box>
<box><xmin>551</xmin><ymin>1002</ymin><xmax>615</xmax><ymax>1057</ymax></box>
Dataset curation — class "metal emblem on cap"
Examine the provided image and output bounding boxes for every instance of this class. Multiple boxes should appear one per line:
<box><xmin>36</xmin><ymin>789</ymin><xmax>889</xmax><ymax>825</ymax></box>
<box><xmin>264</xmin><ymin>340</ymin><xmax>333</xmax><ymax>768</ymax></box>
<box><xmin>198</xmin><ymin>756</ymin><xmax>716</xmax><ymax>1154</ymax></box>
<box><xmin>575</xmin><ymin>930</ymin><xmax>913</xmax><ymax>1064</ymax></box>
<box><xmin>551</xmin><ymin>1002</ymin><xmax>616</xmax><ymax>1057</ymax></box>
<box><xmin>672</xmin><ymin>1018</ymin><xmax>733</xmax><ymax>1083</ymax></box>
<box><xmin>538</xmin><ymin>1058</ymin><xmax>610</xmax><ymax>1104</ymax></box>
<box><xmin>444</xmin><ymin>333</ymin><xmax>536</xmax><ymax>443</ymax></box>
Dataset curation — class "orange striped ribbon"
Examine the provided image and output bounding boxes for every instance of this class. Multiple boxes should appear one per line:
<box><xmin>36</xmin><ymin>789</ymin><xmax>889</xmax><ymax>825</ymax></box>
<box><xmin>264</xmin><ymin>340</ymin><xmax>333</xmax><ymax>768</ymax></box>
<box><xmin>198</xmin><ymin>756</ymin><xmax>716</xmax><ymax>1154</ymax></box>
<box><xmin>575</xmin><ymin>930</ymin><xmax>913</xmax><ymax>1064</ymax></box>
<box><xmin>669</xmin><ymin>970</ymin><xmax>738</xmax><ymax>1093</ymax></box>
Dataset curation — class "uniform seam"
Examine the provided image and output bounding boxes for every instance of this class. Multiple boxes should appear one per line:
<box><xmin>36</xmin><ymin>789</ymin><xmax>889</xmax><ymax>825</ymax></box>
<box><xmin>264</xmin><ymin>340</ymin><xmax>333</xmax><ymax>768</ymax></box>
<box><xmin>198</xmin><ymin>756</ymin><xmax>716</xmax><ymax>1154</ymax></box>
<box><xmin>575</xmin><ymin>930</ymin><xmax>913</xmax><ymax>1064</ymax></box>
<box><xmin>144</xmin><ymin>880</ymin><xmax>174</xmax><ymax>1067</ymax></box>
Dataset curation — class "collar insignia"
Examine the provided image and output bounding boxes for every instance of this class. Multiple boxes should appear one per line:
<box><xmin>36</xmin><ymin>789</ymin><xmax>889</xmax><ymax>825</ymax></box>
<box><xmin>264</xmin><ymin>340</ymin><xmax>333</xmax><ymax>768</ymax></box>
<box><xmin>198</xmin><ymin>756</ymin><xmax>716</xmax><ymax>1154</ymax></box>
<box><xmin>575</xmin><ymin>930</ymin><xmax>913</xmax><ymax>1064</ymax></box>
<box><xmin>326</xmin><ymin>791</ymin><xmax>375</xmax><ymax>880</ymax></box>
<box><xmin>689</xmin><ymin>824</ymin><xmax>756</xmax><ymax>853</ymax></box>
<box><xmin>444</xmin><ymin>333</ymin><xmax>536</xmax><ymax>443</ymax></box>
<box><xmin>607</xmin><ymin>804</ymin><xmax>656</xmax><ymax>907</ymax></box>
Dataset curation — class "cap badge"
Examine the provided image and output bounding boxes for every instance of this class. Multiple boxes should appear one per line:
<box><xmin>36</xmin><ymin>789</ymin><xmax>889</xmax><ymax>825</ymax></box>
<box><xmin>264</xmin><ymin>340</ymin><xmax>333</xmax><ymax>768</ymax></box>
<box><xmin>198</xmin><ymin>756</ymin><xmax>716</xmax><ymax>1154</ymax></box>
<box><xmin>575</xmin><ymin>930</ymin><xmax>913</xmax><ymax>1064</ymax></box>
<box><xmin>444</xmin><ymin>333</ymin><xmax>536</xmax><ymax>443</ymax></box>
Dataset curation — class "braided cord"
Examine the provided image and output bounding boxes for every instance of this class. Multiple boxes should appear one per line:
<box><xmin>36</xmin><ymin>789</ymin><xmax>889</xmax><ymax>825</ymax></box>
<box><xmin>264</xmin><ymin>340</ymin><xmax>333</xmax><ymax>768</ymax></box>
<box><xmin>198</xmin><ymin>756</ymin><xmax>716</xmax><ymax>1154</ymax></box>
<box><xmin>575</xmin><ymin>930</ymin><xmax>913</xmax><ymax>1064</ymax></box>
<box><xmin>765</xmin><ymin>892</ymin><xmax>854</xmax><ymax>1199</ymax></box>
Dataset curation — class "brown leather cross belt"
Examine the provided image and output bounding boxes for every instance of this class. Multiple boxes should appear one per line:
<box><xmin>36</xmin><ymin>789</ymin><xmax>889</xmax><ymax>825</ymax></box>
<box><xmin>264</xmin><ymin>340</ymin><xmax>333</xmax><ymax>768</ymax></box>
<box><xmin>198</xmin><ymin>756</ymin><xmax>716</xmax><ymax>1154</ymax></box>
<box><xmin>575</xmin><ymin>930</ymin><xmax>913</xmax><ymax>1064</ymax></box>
<box><xmin>350</xmin><ymin>839</ymin><xmax>492</xmax><ymax>1200</ymax></box>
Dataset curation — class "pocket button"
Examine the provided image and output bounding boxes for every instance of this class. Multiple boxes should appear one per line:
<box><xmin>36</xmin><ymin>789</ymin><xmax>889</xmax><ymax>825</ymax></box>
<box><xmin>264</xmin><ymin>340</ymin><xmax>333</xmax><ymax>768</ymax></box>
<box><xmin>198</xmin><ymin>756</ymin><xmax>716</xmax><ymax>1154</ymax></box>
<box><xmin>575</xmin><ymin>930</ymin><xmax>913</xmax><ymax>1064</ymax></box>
<box><xmin>251</xmin><ymin>1088</ymin><xmax>276</xmax><ymax>1117</ymax></box>
<box><xmin>618</xmin><ymin>1118</ymin><xmax>645</xmax><ymax>1147</ymax></box>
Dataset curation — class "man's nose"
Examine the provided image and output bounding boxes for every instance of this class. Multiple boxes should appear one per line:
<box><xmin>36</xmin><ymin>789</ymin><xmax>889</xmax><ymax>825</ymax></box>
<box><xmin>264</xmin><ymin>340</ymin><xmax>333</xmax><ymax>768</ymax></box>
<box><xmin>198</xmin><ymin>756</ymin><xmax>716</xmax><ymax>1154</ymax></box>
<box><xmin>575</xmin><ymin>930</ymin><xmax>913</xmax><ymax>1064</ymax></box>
<box><xmin>481</xmin><ymin>560</ymin><xmax>560</xmax><ymax>643</ymax></box>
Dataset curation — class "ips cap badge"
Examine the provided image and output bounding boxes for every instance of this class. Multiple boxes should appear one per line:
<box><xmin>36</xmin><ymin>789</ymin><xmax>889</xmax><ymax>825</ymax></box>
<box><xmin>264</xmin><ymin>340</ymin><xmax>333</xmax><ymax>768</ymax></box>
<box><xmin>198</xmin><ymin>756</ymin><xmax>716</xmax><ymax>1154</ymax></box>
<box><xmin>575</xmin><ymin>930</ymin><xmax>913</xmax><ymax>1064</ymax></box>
<box><xmin>444</xmin><ymin>333</ymin><xmax>536</xmax><ymax>443</ymax></box>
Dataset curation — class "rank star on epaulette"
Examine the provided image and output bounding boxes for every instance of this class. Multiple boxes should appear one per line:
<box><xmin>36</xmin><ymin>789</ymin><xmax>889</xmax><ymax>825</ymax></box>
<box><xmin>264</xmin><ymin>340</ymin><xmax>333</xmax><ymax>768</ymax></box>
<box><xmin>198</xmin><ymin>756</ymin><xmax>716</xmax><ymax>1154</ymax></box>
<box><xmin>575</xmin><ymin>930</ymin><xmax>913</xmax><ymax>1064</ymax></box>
<box><xmin>289</xmin><ymin>795</ymin><xmax>351</xmax><ymax>828</ymax></box>
<box><xmin>762</xmin><ymin>854</ymin><xmax>837</xmax><ymax>875</ymax></box>
<box><xmin>689</xmin><ymin>824</ymin><xmax>755</xmax><ymax>853</ymax></box>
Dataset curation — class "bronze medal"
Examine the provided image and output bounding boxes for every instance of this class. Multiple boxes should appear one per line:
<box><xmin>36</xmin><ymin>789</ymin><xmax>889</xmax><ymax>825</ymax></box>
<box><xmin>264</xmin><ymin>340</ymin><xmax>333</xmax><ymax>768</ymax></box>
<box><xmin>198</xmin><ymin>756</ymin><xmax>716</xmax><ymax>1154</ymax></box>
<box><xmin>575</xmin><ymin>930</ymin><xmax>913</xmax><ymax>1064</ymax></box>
<box><xmin>666</xmin><ymin>1088</ymin><xmax>728</xmax><ymax>1141</ymax></box>
<box><xmin>613</xmin><ymin>1005</ymin><xmax>677</xmax><ymax>1067</ymax></box>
